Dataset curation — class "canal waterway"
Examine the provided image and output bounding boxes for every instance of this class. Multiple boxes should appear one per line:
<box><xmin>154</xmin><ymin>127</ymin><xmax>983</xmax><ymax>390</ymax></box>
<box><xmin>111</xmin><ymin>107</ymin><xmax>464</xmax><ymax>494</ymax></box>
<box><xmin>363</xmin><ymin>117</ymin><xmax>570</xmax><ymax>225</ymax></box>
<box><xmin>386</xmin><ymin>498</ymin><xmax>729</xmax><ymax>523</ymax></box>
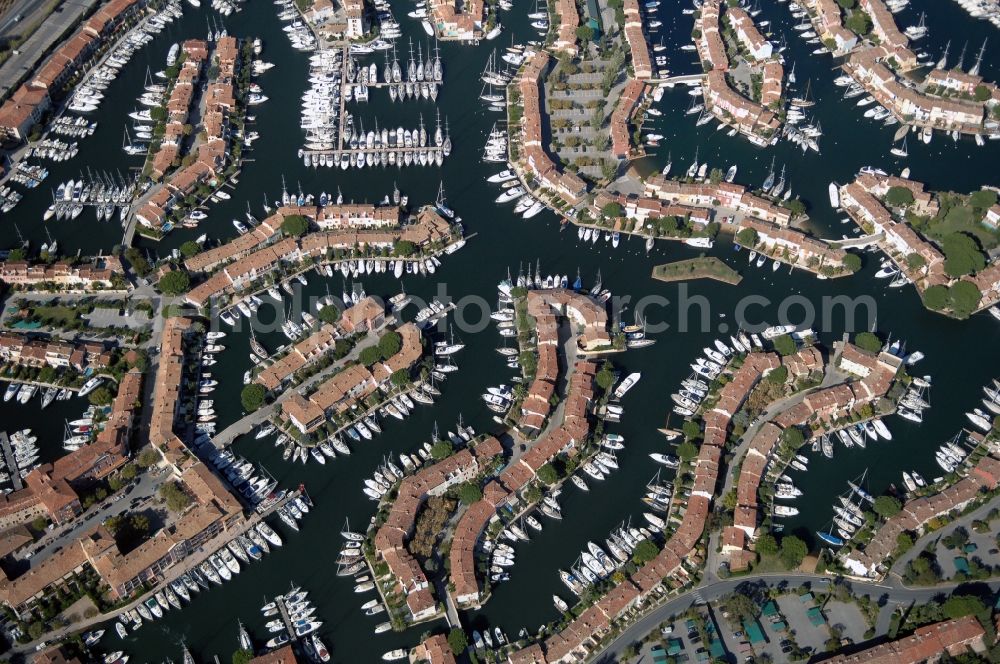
<box><xmin>2</xmin><ymin>0</ymin><xmax>999</xmax><ymax>660</ymax></box>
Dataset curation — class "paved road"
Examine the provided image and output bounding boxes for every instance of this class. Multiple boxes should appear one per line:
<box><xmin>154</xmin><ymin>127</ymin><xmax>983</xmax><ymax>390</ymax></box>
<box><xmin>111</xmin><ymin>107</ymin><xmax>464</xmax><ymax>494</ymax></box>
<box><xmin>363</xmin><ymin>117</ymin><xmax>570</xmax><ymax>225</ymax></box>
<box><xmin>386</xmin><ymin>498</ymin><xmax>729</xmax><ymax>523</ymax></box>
<box><xmin>19</xmin><ymin>467</ymin><xmax>162</xmax><ymax>566</ymax></box>
<box><xmin>588</xmin><ymin>573</ymin><xmax>1000</xmax><ymax>663</ymax></box>
<box><xmin>0</xmin><ymin>0</ymin><xmax>99</xmax><ymax>98</ymax></box>
<box><xmin>887</xmin><ymin>490</ymin><xmax>1000</xmax><ymax>581</ymax></box>
<box><xmin>210</xmin><ymin>330</ymin><xmax>382</xmax><ymax>448</ymax></box>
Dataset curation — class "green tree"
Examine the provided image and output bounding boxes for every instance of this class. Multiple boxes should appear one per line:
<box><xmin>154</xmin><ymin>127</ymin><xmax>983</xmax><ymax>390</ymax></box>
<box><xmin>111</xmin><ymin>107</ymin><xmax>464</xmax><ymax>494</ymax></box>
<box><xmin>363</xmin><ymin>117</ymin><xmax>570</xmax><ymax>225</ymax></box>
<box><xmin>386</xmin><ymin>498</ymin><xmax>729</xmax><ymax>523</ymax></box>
<box><xmin>431</xmin><ymin>441</ymin><xmax>453</xmax><ymax>460</ymax></box>
<box><xmin>779</xmin><ymin>535</ymin><xmax>808</xmax><ymax>569</ymax></box>
<box><xmin>280</xmin><ymin>214</ymin><xmax>309</xmax><ymax>237</ymax></box>
<box><xmin>575</xmin><ymin>25</ymin><xmax>595</xmax><ymax>42</ymax></box>
<box><xmin>895</xmin><ymin>531</ymin><xmax>914</xmax><ymax>556</ymax></box>
<box><xmin>124</xmin><ymin>247</ymin><xmax>151</xmax><ymax>276</ymax></box>
<box><xmin>766</xmin><ymin>365</ymin><xmax>788</xmax><ymax>384</ymax></box>
<box><xmin>137</xmin><ymin>448</ymin><xmax>161</xmax><ymax>468</ymax></box>
<box><xmin>632</xmin><ymin>538</ymin><xmax>659</xmax><ymax>565</ymax></box>
<box><xmin>906</xmin><ymin>253</ymin><xmax>926</xmax><ymax>270</ymax></box>
<box><xmin>601</xmin><ymin>202</ymin><xmax>623</xmax><ymax>218</ymax></box>
<box><xmin>240</xmin><ymin>384</ymin><xmax>265</xmax><ymax>412</ymax></box>
<box><xmin>27</xmin><ymin>621</ymin><xmax>44</xmax><ymax>640</ymax></box>
<box><xmin>537</xmin><ymin>463</ymin><xmax>559</xmax><ymax>485</ymax></box>
<box><xmin>722</xmin><ymin>592</ymin><xmax>760</xmax><ymax>620</ymax></box>
<box><xmin>923</xmin><ymin>284</ymin><xmax>950</xmax><ymax>310</ymax></box>
<box><xmin>359</xmin><ymin>345</ymin><xmax>382</xmax><ymax>366</ymax></box>
<box><xmin>836</xmin><ymin>0</ymin><xmax>855</xmax><ymax>7</ymax></box>
<box><xmin>447</xmin><ymin>628</ymin><xmax>469</xmax><ymax>655</ymax></box>
<box><xmin>772</xmin><ymin>334</ymin><xmax>796</xmax><ymax>356</ymax></box>
<box><xmin>736</xmin><ymin>227</ymin><xmax>758</xmax><ymax>247</ymax></box>
<box><xmin>88</xmin><ymin>386</ymin><xmax>113</xmax><ymax>406</ymax></box>
<box><xmin>941</xmin><ymin>595</ymin><xmax>986</xmax><ymax>620</ymax></box>
<box><xmin>393</xmin><ymin>240</ymin><xmax>416</xmax><ymax>256</ymax></box>
<box><xmin>885</xmin><ymin>186</ymin><xmax>915</xmax><ymax>207</ymax></box>
<box><xmin>942</xmin><ymin>233</ymin><xmax>986</xmax><ymax>278</ymax></box>
<box><xmin>781</xmin><ymin>427</ymin><xmax>805</xmax><ymax>448</ymax></box>
<box><xmin>842</xmin><ymin>253</ymin><xmax>862</xmax><ymax>273</ymax></box>
<box><xmin>389</xmin><ymin>369</ymin><xmax>409</xmax><ymax>387</ymax></box>
<box><xmin>158</xmin><ymin>269</ymin><xmax>190</xmax><ymax>295</ymax></box>
<box><xmin>676</xmin><ymin>441</ymin><xmax>698</xmax><ymax>461</ymax></box>
<box><xmin>159</xmin><ymin>481</ymin><xmax>192</xmax><ymax>512</ymax></box>
<box><xmin>973</xmin><ymin>85</ymin><xmax>990</xmax><ymax>102</ymax></box>
<box><xmin>786</xmin><ymin>198</ymin><xmax>807</xmax><ymax>216</ymax></box>
<box><xmin>120</xmin><ymin>464</ymin><xmax>137</xmax><ymax>481</ymax></box>
<box><xmin>949</xmin><ymin>281</ymin><xmax>982</xmax><ymax>319</ymax></box>
<box><xmin>179</xmin><ymin>241</ymin><xmax>201</xmax><ymax>258</ymax></box>
<box><xmin>845</xmin><ymin>11</ymin><xmax>871</xmax><ymax>35</ymax></box>
<box><xmin>854</xmin><ymin>332</ymin><xmax>882</xmax><ymax>353</ymax></box>
<box><xmin>970</xmin><ymin>189</ymin><xmax>997</xmax><ymax>209</ymax></box>
<box><xmin>378</xmin><ymin>330</ymin><xmax>402</xmax><ymax>359</ymax></box>
<box><xmin>757</xmin><ymin>533</ymin><xmax>779</xmax><ymax>556</ymax></box>
<box><xmin>595</xmin><ymin>366</ymin><xmax>615</xmax><ymax>391</ymax></box>
<box><xmin>232</xmin><ymin>649</ymin><xmax>253</xmax><ymax>664</ymax></box>
<box><xmin>873</xmin><ymin>495</ymin><xmax>902</xmax><ymax>518</ymax></box>
<box><xmin>457</xmin><ymin>482</ymin><xmax>482</xmax><ymax>504</ymax></box>
<box><xmin>682</xmin><ymin>420</ymin><xmax>701</xmax><ymax>439</ymax></box>
<box><xmin>318</xmin><ymin>305</ymin><xmax>340</xmax><ymax>324</ymax></box>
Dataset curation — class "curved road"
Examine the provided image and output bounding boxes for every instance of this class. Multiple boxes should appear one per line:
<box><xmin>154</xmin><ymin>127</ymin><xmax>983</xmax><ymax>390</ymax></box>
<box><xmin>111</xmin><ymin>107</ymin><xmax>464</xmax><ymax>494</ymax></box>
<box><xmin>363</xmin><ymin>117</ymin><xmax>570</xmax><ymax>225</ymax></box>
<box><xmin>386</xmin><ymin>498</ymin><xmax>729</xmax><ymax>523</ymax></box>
<box><xmin>588</xmin><ymin>572</ymin><xmax>1000</xmax><ymax>663</ymax></box>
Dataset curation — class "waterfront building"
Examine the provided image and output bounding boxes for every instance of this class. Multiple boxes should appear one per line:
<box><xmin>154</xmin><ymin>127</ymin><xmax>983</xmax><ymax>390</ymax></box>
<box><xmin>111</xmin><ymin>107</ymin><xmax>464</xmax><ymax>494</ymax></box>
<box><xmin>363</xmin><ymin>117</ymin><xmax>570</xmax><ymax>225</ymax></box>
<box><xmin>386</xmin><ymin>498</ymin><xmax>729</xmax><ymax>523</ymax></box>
<box><xmin>450</xmin><ymin>362</ymin><xmax>597</xmax><ymax>610</ymax></box>
<box><xmin>413</xmin><ymin>634</ymin><xmax>458</xmax><ymax>664</ymax></box>
<box><xmin>0</xmin><ymin>334</ymin><xmax>112</xmax><ymax>372</ymax></box>
<box><xmin>622</xmin><ymin>0</ymin><xmax>651</xmax><ymax>79</ymax></box>
<box><xmin>280</xmin><ymin>322</ymin><xmax>423</xmax><ymax>433</ymax></box>
<box><xmin>553</xmin><ymin>0</ymin><xmax>580</xmax><ymax>56</ymax></box>
<box><xmin>727</xmin><ymin>7</ymin><xmax>773</xmax><ymax>60</ymax></box>
<box><xmin>0</xmin><ymin>256</ymin><xmax>123</xmax><ymax>289</ymax></box>
<box><xmin>0</xmin><ymin>0</ymin><xmax>147</xmax><ymax>141</ymax></box>
<box><xmin>820</xmin><ymin>616</ymin><xmax>985</xmax><ymax>662</ymax></box>
<box><xmin>183</xmin><ymin>207</ymin><xmax>454</xmax><ymax>308</ymax></box>
<box><xmin>373</xmin><ymin>438</ymin><xmax>501</xmax><ymax>621</ymax></box>
<box><xmin>429</xmin><ymin>0</ymin><xmax>483</xmax><ymax>40</ymax></box>
<box><xmin>694</xmin><ymin>0</ymin><xmax>783</xmax><ymax>144</ymax></box>
<box><xmin>843</xmin><ymin>452</ymin><xmax>1000</xmax><ymax>578</ymax></box>
<box><xmin>736</xmin><ymin>217</ymin><xmax>852</xmax><ymax>275</ymax></box>
<box><xmin>249</xmin><ymin>646</ymin><xmax>299</xmax><ymax>664</ymax></box>
<box><xmin>610</xmin><ymin>79</ymin><xmax>646</xmax><ymax>159</ymax></box>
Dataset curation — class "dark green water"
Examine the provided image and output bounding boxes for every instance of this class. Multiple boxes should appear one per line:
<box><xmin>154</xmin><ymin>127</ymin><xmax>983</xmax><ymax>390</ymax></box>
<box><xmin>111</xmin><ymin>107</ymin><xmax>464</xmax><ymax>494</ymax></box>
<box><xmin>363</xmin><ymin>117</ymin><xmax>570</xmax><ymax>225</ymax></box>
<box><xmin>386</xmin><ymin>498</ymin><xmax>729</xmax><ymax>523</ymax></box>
<box><xmin>2</xmin><ymin>0</ymin><xmax>1000</xmax><ymax>660</ymax></box>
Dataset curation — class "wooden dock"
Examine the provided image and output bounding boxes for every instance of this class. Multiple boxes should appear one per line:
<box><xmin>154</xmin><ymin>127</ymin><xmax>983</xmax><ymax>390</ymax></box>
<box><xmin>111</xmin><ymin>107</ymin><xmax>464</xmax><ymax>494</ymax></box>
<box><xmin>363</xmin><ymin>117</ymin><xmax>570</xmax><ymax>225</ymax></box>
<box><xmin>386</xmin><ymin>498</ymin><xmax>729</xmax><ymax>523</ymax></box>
<box><xmin>0</xmin><ymin>432</ymin><xmax>24</xmax><ymax>490</ymax></box>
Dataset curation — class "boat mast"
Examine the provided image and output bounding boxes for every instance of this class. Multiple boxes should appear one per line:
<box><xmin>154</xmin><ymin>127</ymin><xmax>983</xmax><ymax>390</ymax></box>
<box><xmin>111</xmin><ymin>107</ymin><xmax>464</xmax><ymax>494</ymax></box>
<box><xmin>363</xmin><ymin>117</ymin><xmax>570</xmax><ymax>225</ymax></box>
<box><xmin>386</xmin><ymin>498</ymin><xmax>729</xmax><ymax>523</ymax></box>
<box><xmin>970</xmin><ymin>38</ymin><xmax>987</xmax><ymax>77</ymax></box>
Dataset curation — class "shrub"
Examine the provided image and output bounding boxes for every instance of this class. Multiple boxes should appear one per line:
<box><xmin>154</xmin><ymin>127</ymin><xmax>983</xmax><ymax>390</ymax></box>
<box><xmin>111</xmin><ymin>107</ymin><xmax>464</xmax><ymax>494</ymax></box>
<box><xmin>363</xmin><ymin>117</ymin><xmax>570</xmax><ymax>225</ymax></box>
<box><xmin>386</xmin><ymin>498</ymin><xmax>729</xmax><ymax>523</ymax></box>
<box><xmin>318</xmin><ymin>305</ymin><xmax>340</xmax><ymax>324</ymax></box>
<box><xmin>240</xmin><ymin>384</ymin><xmax>265</xmax><ymax>412</ymax></box>
<box><xmin>280</xmin><ymin>214</ymin><xmax>309</xmax><ymax>237</ymax></box>
<box><xmin>885</xmin><ymin>186</ymin><xmax>915</xmax><ymax>207</ymax></box>
<box><xmin>457</xmin><ymin>482</ymin><xmax>482</xmax><ymax>504</ymax></box>
<box><xmin>772</xmin><ymin>334</ymin><xmax>796</xmax><ymax>356</ymax></box>
<box><xmin>158</xmin><ymin>269</ymin><xmax>190</xmax><ymax>295</ymax></box>
<box><xmin>854</xmin><ymin>332</ymin><xmax>882</xmax><ymax>353</ymax></box>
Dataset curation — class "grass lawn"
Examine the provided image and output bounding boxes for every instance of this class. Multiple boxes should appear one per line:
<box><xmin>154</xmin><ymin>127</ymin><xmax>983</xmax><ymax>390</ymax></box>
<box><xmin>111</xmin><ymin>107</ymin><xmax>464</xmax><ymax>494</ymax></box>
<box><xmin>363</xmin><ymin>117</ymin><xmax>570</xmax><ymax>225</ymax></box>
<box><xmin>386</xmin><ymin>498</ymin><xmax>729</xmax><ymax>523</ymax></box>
<box><xmin>928</xmin><ymin>204</ymin><xmax>1000</xmax><ymax>250</ymax></box>
<box><xmin>652</xmin><ymin>257</ymin><xmax>742</xmax><ymax>285</ymax></box>
<box><xmin>33</xmin><ymin>305</ymin><xmax>82</xmax><ymax>326</ymax></box>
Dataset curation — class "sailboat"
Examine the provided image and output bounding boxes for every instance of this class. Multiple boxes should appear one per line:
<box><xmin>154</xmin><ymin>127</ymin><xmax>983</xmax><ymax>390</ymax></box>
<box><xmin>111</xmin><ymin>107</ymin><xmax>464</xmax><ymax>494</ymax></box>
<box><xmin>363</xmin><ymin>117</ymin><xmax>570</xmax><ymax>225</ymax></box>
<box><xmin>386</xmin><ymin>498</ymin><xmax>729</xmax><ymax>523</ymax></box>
<box><xmin>238</xmin><ymin>621</ymin><xmax>252</xmax><ymax>651</ymax></box>
<box><xmin>761</xmin><ymin>158</ymin><xmax>776</xmax><ymax>192</ymax></box>
<box><xmin>435</xmin><ymin>181</ymin><xmax>454</xmax><ymax>218</ymax></box>
<box><xmin>770</xmin><ymin>165</ymin><xmax>786</xmax><ymax>197</ymax></box>
<box><xmin>890</xmin><ymin>136</ymin><xmax>908</xmax><ymax>158</ymax></box>
<box><xmin>790</xmin><ymin>80</ymin><xmax>815</xmax><ymax>107</ymax></box>
<box><xmin>249</xmin><ymin>328</ymin><xmax>267</xmax><ymax>359</ymax></box>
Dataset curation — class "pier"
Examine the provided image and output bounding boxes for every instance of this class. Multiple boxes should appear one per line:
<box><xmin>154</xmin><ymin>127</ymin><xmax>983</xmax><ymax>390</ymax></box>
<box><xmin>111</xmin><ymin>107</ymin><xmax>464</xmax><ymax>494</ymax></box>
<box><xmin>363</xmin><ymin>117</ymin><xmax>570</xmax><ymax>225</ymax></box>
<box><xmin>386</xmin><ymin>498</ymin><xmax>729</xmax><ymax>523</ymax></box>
<box><xmin>0</xmin><ymin>432</ymin><xmax>24</xmax><ymax>491</ymax></box>
<box><xmin>275</xmin><ymin>594</ymin><xmax>302</xmax><ymax>644</ymax></box>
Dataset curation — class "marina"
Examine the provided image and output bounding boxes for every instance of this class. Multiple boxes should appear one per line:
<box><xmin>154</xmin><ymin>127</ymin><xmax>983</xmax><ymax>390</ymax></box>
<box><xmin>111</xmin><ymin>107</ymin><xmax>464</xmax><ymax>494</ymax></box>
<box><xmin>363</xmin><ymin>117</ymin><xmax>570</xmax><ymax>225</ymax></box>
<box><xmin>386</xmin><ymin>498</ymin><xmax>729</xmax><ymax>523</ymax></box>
<box><xmin>0</xmin><ymin>0</ymin><xmax>998</xmax><ymax>661</ymax></box>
